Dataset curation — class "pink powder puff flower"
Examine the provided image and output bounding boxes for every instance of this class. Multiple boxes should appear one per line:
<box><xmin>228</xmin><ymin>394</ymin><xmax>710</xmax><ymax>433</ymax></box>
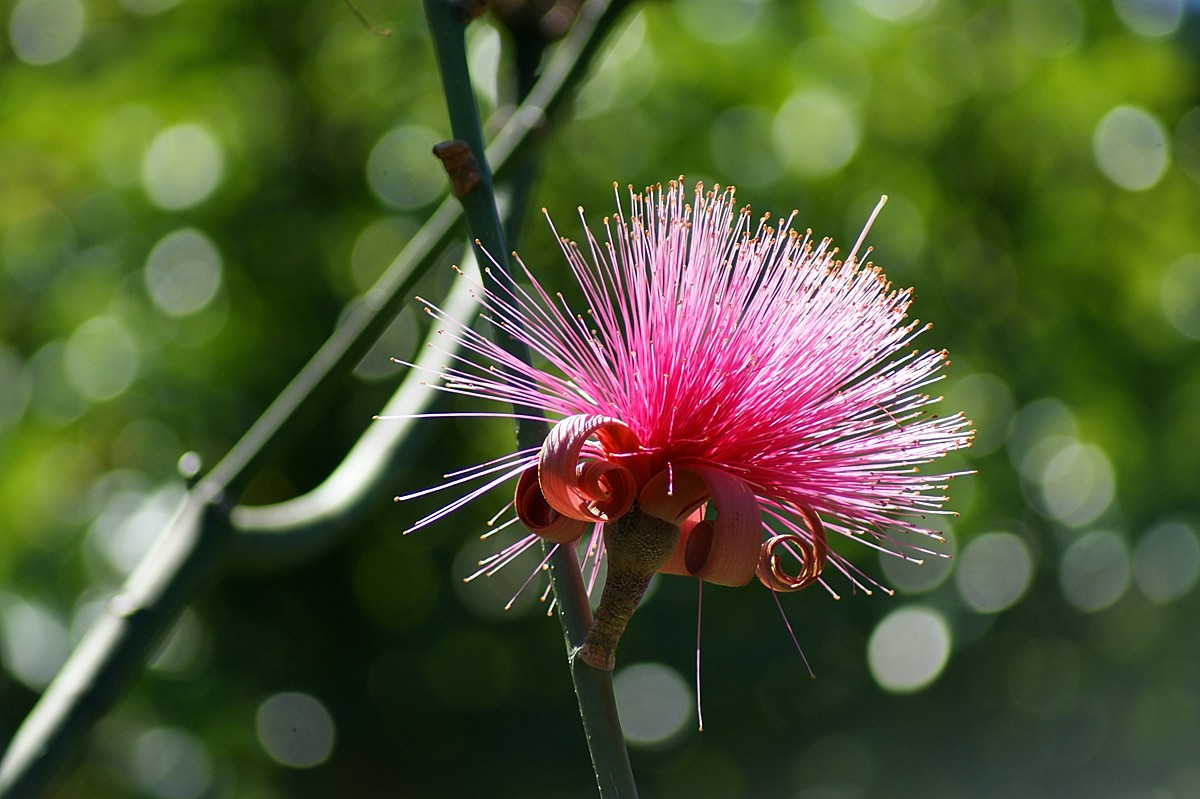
<box><xmin>398</xmin><ymin>179</ymin><xmax>973</xmax><ymax>670</ymax></box>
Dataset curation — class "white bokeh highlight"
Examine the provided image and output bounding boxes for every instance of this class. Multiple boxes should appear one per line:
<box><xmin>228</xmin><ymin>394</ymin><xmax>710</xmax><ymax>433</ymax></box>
<box><xmin>9</xmin><ymin>0</ymin><xmax>85</xmax><ymax>65</ymax></box>
<box><xmin>1133</xmin><ymin>521</ymin><xmax>1200</xmax><ymax>604</ymax></box>
<box><xmin>0</xmin><ymin>595</ymin><xmax>71</xmax><ymax>690</ymax></box>
<box><xmin>867</xmin><ymin>606</ymin><xmax>951</xmax><ymax>693</ymax></box>
<box><xmin>144</xmin><ymin>228</ymin><xmax>224</xmax><ymax>317</ymax></box>
<box><xmin>63</xmin><ymin>316</ymin><xmax>139</xmax><ymax>402</ymax></box>
<box><xmin>366</xmin><ymin>125</ymin><xmax>445</xmax><ymax>209</ymax></box>
<box><xmin>142</xmin><ymin>124</ymin><xmax>224</xmax><ymax>210</ymax></box>
<box><xmin>1038</xmin><ymin>441</ymin><xmax>1116</xmax><ymax>528</ymax></box>
<box><xmin>613</xmin><ymin>662</ymin><xmax>693</xmax><ymax>746</ymax></box>
<box><xmin>130</xmin><ymin>727</ymin><xmax>214</xmax><ymax>799</ymax></box>
<box><xmin>1060</xmin><ymin>530</ymin><xmax>1131</xmax><ymax>613</ymax></box>
<box><xmin>955</xmin><ymin>532</ymin><xmax>1034</xmax><ymax>613</ymax></box>
<box><xmin>1112</xmin><ymin>0</ymin><xmax>1184</xmax><ymax>38</ymax></box>
<box><xmin>773</xmin><ymin>89</ymin><xmax>860</xmax><ymax>179</ymax></box>
<box><xmin>256</xmin><ymin>692</ymin><xmax>336</xmax><ymax>768</ymax></box>
<box><xmin>1160</xmin><ymin>254</ymin><xmax>1200</xmax><ymax>339</ymax></box>
<box><xmin>1094</xmin><ymin>105</ymin><xmax>1170</xmax><ymax>191</ymax></box>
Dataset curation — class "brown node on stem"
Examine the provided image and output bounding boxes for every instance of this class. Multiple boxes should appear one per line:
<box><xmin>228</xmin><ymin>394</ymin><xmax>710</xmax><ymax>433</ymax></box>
<box><xmin>576</xmin><ymin>504</ymin><xmax>681</xmax><ymax>672</ymax></box>
<box><xmin>433</xmin><ymin>140</ymin><xmax>481</xmax><ymax>199</ymax></box>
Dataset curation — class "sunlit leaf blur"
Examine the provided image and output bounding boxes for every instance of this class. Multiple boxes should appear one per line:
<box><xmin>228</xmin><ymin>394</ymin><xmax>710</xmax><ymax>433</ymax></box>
<box><xmin>2</xmin><ymin>0</ymin><xmax>1199</xmax><ymax>796</ymax></box>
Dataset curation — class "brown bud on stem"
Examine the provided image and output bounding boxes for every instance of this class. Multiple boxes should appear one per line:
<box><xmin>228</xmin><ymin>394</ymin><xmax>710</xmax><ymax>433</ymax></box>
<box><xmin>576</xmin><ymin>504</ymin><xmax>681</xmax><ymax>671</ymax></box>
<box><xmin>432</xmin><ymin>139</ymin><xmax>481</xmax><ymax>199</ymax></box>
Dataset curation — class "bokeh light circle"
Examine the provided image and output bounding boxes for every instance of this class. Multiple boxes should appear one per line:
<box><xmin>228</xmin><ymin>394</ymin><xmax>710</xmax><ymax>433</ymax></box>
<box><xmin>955</xmin><ymin>532</ymin><xmax>1034</xmax><ymax>613</ymax></box>
<box><xmin>255</xmin><ymin>692</ymin><xmax>336</xmax><ymax>768</ymax></box>
<box><xmin>944</xmin><ymin>373</ymin><xmax>1016</xmax><ymax>457</ymax></box>
<box><xmin>1038</xmin><ymin>441</ymin><xmax>1115</xmax><ymax>528</ymax></box>
<box><xmin>366</xmin><ymin>125</ymin><xmax>445</xmax><ymax>209</ymax></box>
<box><xmin>773</xmin><ymin>89</ymin><xmax>860</xmax><ymax>179</ymax></box>
<box><xmin>1008</xmin><ymin>398</ymin><xmax>1078</xmax><ymax>469</ymax></box>
<box><xmin>1059</xmin><ymin>530</ymin><xmax>1130</xmax><ymax>613</ymax></box>
<box><xmin>9</xmin><ymin>0</ymin><xmax>85</xmax><ymax>65</ymax></box>
<box><xmin>141</xmin><ymin>124</ymin><xmax>224</xmax><ymax>210</ymax></box>
<box><xmin>87</xmin><ymin>482</ymin><xmax>186</xmax><ymax>577</ymax></box>
<box><xmin>1133</xmin><ymin>521</ymin><xmax>1200</xmax><ymax>604</ymax></box>
<box><xmin>1093</xmin><ymin>105</ymin><xmax>1170</xmax><ymax>191</ymax></box>
<box><xmin>144</xmin><ymin>228</ymin><xmax>224</xmax><ymax>317</ymax></box>
<box><xmin>0</xmin><ymin>596</ymin><xmax>71</xmax><ymax>690</ymax></box>
<box><xmin>1112</xmin><ymin>0</ymin><xmax>1184</xmax><ymax>38</ymax></box>
<box><xmin>28</xmin><ymin>341</ymin><xmax>87</xmax><ymax>424</ymax></box>
<box><xmin>613</xmin><ymin>662</ymin><xmax>692</xmax><ymax>746</ymax></box>
<box><xmin>130</xmin><ymin>727</ymin><xmax>214</xmax><ymax>799</ymax></box>
<box><xmin>1159</xmin><ymin>253</ymin><xmax>1200</xmax><ymax>339</ymax></box>
<box><xmin>879</xmin><ymin>522</ymin><xmax>954</xmax><ymax>594</ymax></box>
<box><xmin>63</xmin><ymin>316</ymin><xmax>139</xmax><ymax>402</ymax></box>
<box><xmin>867</xmin><ymin>606</ymin><xmax>951</xmax><ymax>693</ymax></box>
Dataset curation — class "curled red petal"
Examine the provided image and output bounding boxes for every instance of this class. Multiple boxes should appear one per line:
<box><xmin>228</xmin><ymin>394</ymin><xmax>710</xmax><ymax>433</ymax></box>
<box><xmin>514</xmin><ymin>463</ymin><xmax>589</xmax><ymax>543</ymax></box>
<box><xmin>657</xmin><ymin>506</ymin><xmax>706</xmax><ymax>577</ymax></box>
<box><xmin>538</xmin><ymin>415</ymin><xmax>640</xmax><ymax>523</ymax></box>
<box><xmin>650</xmin><ymin>465</ymin><xmax>761</xmax><ymax>587</ymax></box>
<box><xmin>756</xmin><ymin>504</ymin><xmax>828</xmax><ymax>592</ymax></box>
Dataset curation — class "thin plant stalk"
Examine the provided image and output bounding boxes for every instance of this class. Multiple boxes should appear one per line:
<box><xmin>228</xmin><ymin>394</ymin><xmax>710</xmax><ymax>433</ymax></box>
<box><xmin>422</xmin><ymin>1</ymin><xmax>638</xmax><ymax>796</ymax></box>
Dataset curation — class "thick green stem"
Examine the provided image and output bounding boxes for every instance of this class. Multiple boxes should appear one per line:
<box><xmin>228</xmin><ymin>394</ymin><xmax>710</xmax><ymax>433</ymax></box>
<box><xmin>0</xmin><ymin>488</ymin><xmax>234</xmax><ymax>799</ymax></box>
<box><xmin>579</xmin><ymin>506</ymin><xmax>681</xmax><ymax>671</ymax></box>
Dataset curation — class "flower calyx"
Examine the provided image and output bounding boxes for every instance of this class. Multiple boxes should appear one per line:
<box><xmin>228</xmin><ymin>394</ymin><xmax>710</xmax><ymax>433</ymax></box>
<box><xmin>576</xmin><ymin>503</ymin><xmax>681</xmax><ymax>671</ymax></box>
<box><xmin>515</xmin><ymin>414</ymin><xmax>830</xmax><ymax>669</ymax></box>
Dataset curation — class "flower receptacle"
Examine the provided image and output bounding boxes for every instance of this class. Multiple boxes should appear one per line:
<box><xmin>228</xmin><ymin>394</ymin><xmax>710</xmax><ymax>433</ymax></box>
<box><xmin>576</xmin><ymin>504</ymin><xmax>681</xmax><ymax>671</ymax></box>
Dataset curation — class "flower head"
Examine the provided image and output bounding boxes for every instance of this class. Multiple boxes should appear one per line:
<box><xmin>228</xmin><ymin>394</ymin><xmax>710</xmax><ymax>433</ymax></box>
<box><xmin>401</xmin><ymin>179</ymin><xmax>972</xmax><ymax>667</ymax></box>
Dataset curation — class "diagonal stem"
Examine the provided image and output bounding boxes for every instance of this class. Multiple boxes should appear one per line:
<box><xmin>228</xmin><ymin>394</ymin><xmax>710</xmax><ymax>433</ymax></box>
<box><xmin>0</xmin><ymin>4</ymin><xmax>635</xmax><ymax>797</ymax></box>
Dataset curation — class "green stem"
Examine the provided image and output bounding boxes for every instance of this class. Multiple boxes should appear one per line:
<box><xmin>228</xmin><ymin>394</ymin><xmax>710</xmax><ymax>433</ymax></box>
<box><xmin>422</xmin><ymin>1</ymin><xmax>639</xmax><ymax>796</ymax></box>
<box><xmin>0</xmin><ymin>489</ymin><xmax>234</xmax><ymax>799</ymax></box>
<box><xmin>227</xmin><ymin>247</ymin><xmax>480</xmax><ymax>568</ymax></box>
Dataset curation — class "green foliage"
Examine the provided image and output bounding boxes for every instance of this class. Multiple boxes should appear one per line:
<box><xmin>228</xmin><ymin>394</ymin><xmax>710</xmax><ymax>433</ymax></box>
<box><xmin>2</xmin><ymin>0</ymin><xmax>1200</xmax><ymax>797</ymax></box>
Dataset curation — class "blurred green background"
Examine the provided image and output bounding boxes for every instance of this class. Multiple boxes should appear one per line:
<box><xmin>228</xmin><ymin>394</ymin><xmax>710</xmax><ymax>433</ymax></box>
<box><xmin>3</xmin><ymin>0</ymin><xmax>1200</xmax><ymax>796</ymax></box>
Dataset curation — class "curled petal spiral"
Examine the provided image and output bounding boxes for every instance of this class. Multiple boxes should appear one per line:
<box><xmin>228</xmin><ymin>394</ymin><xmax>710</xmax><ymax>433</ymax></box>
<box><xmin>538</xmin><ymin>414</ymin><xmax>640</xmax><ymax>523</ymax></box>
<box><xmin>756</xmin><ymin>505</ymin><xmax>828</xmax><ymax>592</ymax></box>
<box><xmin>514</xmin><ymin>464</ymin><xmax>591</xmax><ymax>544</ymax></box>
